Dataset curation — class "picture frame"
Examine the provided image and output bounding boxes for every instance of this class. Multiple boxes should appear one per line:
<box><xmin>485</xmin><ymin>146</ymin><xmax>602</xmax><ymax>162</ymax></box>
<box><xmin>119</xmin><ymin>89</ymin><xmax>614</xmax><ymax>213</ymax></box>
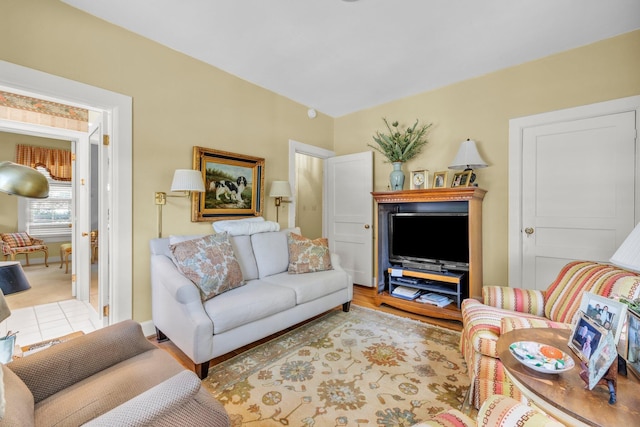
<box><xmin>625</xmin><ymin>310</ymin><xmax>640</xmax><ymax>378</ymax></box>
<box><xmin>568</xmin><ymin>311</ymin><xmax>608</xmax><ymax>363</ymax></box>
<box><xmin>191</xmin><ymin>146</ymin><xmax>265</xmax><ymax>222</ymax></box>
<box><xmin>578</xmin><ymin>292</ymin><xmax>627</xmax><ymax>344</ymax></box>
<box><xmin>451</xmin><ymin>170</ymin><xmax>473</xmax><ymax>188</ymax></box>
<box><xmin>410</xmin><ymin>169</ymin><xmax>428</xmax><ymax>190</ymax></box>
<box><xmin>432</xmin><ymin>171</ymin><xmax>448</xmax><ymax>188</ymax></box>
<box><xmin>586</xmin><ymin>329</ymin><xmax>617</xmax><ymax>390</ymax></box>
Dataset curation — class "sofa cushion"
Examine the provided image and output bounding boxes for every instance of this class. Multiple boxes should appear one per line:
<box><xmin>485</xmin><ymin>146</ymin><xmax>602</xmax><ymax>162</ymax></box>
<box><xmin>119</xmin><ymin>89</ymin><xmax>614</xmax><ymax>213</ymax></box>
<box><xmin>251</xmin><ymin>228</ymin><xmax>300</xmax><ymax>278</ymax></box>
<box><xmin>500</xmin><ymin>316</ymin><xmax>571</xmax><ymax>335</ymax></box>
<box><xmin>287</xmin><ymin>233</ymin><xmax>332</xmax><ymax>274</ymax></box>
<box><xmin>33</xmin><ymin>349</ymin><xmax>184</xmax><ymax>427</ymax></box>
<box><xmin>170</xmin><ymin>233</ymin><xmax>245</xmax><ymax>301</ymax></box>
<box><xmin>1</xmin><ymin>365</ymin><xmax>35</xmax><ymax>426</ymax></box>
<box><xmin>229</xmin><ymin>235</ymin><xmax>259</xmax><ymax>281</ymax></box>
<box><xmin>261</xmin><ymin>269</ymin><xmax>349</xmax><ymax>305</ymax></box>
<box><xmin>203</xmin><ymin>280</ymin><xmax>296</xmax><ymax>334</ymax></box>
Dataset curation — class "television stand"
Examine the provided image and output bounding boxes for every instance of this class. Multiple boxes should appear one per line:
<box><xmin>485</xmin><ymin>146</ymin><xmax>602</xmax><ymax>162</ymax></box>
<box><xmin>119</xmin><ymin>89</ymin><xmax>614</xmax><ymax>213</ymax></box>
<box><xmin>372</xmin><ymin>187</ymin><xmax>485</xmax><ymax>322</ymax></box>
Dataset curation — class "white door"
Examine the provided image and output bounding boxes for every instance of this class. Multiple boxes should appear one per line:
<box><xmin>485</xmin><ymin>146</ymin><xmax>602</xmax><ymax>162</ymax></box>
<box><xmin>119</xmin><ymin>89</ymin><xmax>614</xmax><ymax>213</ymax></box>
<box><xmin>518</xmin><ymin>111</ymin><xmax>636</xmax><ymax>290</ymax></box>
<box><xmin>326</xmin><ymin>151</ymin><xmax>373</xmax><ymax>286</ymax></box>
<box><xmin>76</xmin><ymin>115</ymin><xmax>110</xmax><ymax>326</ymax></box>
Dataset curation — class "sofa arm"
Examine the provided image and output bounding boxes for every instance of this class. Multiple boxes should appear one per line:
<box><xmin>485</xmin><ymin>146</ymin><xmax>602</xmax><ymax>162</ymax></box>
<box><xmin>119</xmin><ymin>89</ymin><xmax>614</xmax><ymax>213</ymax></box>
<box><xmin>8</xmin><ymin>320</ymin><xmax>156</xmax><ymax>403</ymax></box>
<box><xmin>83</xmin><ymin>371</ymin><xmax>230</xmax><ymax>427</ymax></box>
<box><xmin>1</xmin><ymin>241</ymin><xmax>10</xmax><ymax>256</ymax></box>
<box><xmin>483</xmin><ymin>286</ymin><xmax>545</xmax><ymax>316</ymax></box>
<box><xmin>29</xmin><ymin>236</ymin><xmax>45</xmax><ymax>246</ymax></box>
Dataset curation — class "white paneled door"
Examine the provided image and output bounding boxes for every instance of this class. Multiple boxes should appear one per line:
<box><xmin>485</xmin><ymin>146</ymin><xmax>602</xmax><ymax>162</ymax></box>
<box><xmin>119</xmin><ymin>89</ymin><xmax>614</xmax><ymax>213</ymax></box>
<box><xmin>326</xmin><ymin>151</ymin><xmax>373</xmax><ymax>286</ymax></box>
<box><xmin>518</xmin><ymin>110</ymin><xmax>637</xmax><ymax>290</ymax></box>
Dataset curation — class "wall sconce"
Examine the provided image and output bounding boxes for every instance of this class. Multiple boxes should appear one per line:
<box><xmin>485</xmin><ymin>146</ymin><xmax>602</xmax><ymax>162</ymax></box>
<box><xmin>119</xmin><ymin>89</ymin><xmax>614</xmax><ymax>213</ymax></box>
<box><xmin>269</xmin><ymin>181</ymin><xmax>292</xmax><ymax>222</ymax></box>
<box><xmin>154</xmin><ymin>169</ymin><xmax>205</xmax><ymax>238</ymax></box>
<box><xmin>448</xmin><ymin>139</ymin><xmax>488</xmax><ymax>186</ymax></box>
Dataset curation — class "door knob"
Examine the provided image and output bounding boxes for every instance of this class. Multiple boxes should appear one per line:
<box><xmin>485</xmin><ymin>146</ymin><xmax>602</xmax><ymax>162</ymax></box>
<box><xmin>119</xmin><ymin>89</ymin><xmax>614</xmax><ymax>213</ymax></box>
<box><xmin>82</xmin><ymin>232</ymin><xmax>89</xmax><ymax>237</ymax></box>
<box><xmin>364</xmin><ymin>224</ymin><xmax>370</xmax><ymax>229</ymax></box>
<box><xmin>524</xmin><ymin>227</ymin><xmax>534</xmax><ymax>235</ymax></box>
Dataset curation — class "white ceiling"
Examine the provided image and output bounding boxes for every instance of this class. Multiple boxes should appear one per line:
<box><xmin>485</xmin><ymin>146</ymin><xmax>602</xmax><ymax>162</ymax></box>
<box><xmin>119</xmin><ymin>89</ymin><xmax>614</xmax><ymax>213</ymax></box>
<box><xmin>61</xmin><ymin>0</ymin><xmax>640</xmax><ymax>117</ymax></box>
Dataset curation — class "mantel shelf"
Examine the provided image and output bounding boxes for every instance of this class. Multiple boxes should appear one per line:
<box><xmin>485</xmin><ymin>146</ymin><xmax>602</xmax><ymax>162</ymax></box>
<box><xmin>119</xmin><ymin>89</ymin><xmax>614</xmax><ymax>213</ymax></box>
<box><xmin>372</xmin><ymin>187</ymin><xmax>486</xmax><ymax>204</ymax></box>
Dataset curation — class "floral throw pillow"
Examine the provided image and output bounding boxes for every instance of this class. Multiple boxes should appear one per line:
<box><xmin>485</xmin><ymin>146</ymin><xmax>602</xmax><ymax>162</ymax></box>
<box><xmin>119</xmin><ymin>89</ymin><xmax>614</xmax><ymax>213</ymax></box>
<box><xmin>170</xmin><ymin>233</ymin><xmax>244</xmax><ymax>301</ymax></box>
<box><xmin>287</xmin><ymin>232</ymin><xmax>332</xmax><ymax>274</ymax></box>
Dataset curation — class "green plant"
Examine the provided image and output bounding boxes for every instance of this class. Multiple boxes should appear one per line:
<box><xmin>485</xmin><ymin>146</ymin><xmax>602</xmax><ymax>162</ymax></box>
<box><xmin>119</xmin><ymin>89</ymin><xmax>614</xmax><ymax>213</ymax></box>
<box><xmin>368</xmin><ymin>118</ymin><xmax>432</xmax><ymax>163</ymax></box>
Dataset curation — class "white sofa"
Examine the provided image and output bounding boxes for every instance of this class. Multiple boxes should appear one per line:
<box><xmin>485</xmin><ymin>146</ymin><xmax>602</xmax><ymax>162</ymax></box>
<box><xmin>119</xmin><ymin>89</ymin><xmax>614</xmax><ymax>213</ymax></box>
<box><xmin>149</xmin><ymin>227</ymin><xmax>353</xmax><ymax>379</ymax></box>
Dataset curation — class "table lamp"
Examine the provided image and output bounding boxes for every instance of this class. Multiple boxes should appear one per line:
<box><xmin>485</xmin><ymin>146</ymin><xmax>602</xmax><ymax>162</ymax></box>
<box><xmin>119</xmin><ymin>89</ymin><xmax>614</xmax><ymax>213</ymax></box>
<box><xmin>610</xmin><ymin>222</ymin><xmax>640</xmax><ymax>272</ymax></box>
<box><xmin>0</xmin><ymin>161</ymin><xmax>49</xmax><ymax>198</ymax></box>
<box><xmin>0</xmin><ymin>262</ymin><xmax>32</xmax><ymax>295</ymax></box>
<box><xmin>448</xmin><ymin>139</ymin><xmax>488</xmax><ymax>186</ymax></box>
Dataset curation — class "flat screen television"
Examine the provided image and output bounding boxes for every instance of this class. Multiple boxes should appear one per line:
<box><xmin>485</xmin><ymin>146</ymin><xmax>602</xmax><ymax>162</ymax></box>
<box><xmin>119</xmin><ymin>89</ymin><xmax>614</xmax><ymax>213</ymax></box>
<box><xmin>389</xmin><ymin>212</ymin><xmax>469</xmax><ymax>271</ymax></box>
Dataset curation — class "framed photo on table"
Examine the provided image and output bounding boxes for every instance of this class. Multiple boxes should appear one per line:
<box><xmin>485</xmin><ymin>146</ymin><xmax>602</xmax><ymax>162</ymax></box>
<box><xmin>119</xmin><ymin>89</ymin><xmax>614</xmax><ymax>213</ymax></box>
<box><xmin>578</xmin><ymin>292</ymin><xmax>627</xmax><ymax>344</ymax></box>
<box><xmin>624</xmin><ymin>310</ymin><xmax>640</xmax><ymax>378</ymax></box>
<box><xmin>192</xmin><ymin>146</ymin><xmax>265</xmax><ymax>222</ymax></box>
<box><xmin>568</xmin><ymin>311</ymin><xmax>607</xmax><ymax>363</ymax></box>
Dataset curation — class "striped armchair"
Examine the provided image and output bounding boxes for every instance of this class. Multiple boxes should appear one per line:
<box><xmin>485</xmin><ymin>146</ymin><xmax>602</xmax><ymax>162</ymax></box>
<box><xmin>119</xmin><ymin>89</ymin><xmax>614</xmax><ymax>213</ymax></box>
<box><xmin>460</xmin><ymin>261</ymin><xmax>640</xmax><ymax>409</ymax></box>
<box><xmin>1</xmin><ymin>232</ymin><xmax>49</xmax><ymax>266</ymax></box>
<box><xmin>414</xmin><ymin>395</ymin><xmax>564</xmax><ymax>427</ymax></box>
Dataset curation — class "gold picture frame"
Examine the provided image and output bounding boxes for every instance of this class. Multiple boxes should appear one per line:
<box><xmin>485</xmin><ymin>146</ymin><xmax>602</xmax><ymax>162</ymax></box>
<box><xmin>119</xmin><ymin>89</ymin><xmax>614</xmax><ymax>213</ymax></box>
<box><xmin>451</xmin><ymin>170</ymin><xmax>473</xmax><ymax>188</ymax></box>
<box><xmin>191</xmin><ymin>146</ymin><xmax>265</xmax><ymax>222</ymax></box>
<box><xmin>410</xmin><ymin>169</ymin><xmax>428</xmax><ymax>190</ymax></box>
<box><xmin>432</xmin><ymin>171</ymin><xmax>448</xmax><ymax>188</ymax></box>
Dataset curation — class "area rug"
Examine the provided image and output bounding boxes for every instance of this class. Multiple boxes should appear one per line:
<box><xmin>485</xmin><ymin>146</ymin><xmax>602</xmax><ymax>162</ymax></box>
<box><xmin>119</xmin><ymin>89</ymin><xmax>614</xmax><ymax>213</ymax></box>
<box><xmin>203</xmin><ymin>306</ymin><xmax>469</xmax><ymax>426</ymax></box>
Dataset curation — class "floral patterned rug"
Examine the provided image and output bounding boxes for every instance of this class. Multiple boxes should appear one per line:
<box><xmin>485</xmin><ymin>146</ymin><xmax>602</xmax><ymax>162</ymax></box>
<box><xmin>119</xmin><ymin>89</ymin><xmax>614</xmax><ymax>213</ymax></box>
<box><xmin>203</xmin><ymin>306</ymin><xmax>469</xmax><ymax>426</ymax></box>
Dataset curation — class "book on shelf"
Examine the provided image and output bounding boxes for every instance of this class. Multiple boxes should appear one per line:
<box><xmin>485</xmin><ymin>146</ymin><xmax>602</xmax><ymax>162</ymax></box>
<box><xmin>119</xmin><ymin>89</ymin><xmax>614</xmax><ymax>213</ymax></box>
<box><xmin>391</xmin><ymin>285</ymin><xmax>422</xmax><ymax>300</ymax></box>
<box><xmin>417</xmin><ymin>293</ymin><xmax>453</xmax><ymax>307</ymax></box>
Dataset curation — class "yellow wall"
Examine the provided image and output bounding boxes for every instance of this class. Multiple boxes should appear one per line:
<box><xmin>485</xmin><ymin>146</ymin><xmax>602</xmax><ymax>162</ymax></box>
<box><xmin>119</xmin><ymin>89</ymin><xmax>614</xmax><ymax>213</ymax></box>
<box><xmin>334</xmin><ymin>30</ymin><xmax>640</xmax><ymax>287</ymax></box>
<box><xmin>1</xmin><ymin>0</ymin><xmax>334</xmax><ymax>321</ymax></box>
<box><xmin>2</xmin><ymin>0</ymin><xmax>639</xmax><ymax>320</ymax></box>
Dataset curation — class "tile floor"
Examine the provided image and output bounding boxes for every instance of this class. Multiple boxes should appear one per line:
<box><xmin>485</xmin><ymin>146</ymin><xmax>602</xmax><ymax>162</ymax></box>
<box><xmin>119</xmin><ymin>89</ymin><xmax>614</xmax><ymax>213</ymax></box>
<box><xmin>0</xmin><ymin>299</ymin><xmax>100</xmax><ymax>348</ymax></box>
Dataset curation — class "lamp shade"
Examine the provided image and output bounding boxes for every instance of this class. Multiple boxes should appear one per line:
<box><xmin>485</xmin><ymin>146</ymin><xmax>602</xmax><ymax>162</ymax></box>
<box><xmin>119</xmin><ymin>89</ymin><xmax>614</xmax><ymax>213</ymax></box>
<box><xmin>170</xmin><ymin>169</ymin><xmax>205</xmax><ymax>192</ymax></box>
<box><xmin>0</xmin><ymin>161</ymin><xmax>49</xmax><ymax>198</ymax></box>
<box><xmin>269</xmin><ymin>181</ymin><xmax>292</xmax><ymax>198</ymax></box>
<box><xmin>448</xmin><ymin>139</ymin><xmax>488</xmax><ymax>170</ymax></box>
<box><xmin>610</xmin><ymin>222</ymin><xmax>640</xmax><ymax>272</ymax></box>
<box><xmin>0</xmin><ymin>261</ymin><xmax>32</xmax><ymax>296</ymax></box>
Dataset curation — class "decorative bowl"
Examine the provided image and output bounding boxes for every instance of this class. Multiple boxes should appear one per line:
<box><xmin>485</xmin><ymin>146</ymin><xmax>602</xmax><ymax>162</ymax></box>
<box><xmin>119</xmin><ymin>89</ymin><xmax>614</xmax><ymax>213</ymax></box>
<box><xmin>509</xmin><ymin>341</ymin><xmax>575</xmax><ymax>374</ymax></box>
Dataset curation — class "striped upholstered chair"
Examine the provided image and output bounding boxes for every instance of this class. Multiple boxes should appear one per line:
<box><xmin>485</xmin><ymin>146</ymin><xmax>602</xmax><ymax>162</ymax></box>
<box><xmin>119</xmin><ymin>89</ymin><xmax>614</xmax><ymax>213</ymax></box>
<box><xmin>414</xmin><ymin>394</ymin><xmax>563</xmax><ymax>427</ymax></box>
<box><xmin>1</xmin><ymin>232</ymin><xmax>49</xmax><ymax>266</ymax></box>
<box><xmin>460</xmin><ymin>261</ymin><xmax>640</xmax><ymax>409</ymax></box>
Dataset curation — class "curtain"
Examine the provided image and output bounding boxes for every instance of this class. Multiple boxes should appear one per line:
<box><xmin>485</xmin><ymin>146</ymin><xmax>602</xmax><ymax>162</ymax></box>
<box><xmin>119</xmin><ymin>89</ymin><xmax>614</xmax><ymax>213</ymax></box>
<box><xmin>15</xmin><ymin>144</ymin><xmax>72</xmax><ymax>181</ymax></box>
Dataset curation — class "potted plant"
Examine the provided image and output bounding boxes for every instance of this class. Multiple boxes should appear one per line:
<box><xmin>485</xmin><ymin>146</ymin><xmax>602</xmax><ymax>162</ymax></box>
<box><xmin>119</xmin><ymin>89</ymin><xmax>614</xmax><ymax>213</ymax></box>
<box><xmin>368</xmin><ymin>118</ymin><xmax>432</xmax><ymax>190</ymax></box>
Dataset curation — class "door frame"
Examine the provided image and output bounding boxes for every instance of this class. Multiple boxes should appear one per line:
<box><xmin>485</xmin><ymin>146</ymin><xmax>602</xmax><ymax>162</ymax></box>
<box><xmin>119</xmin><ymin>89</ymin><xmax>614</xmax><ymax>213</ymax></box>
<box><xmin>0</xmin><ymin>60</ymin><xmax>133</xmax><ymax>324</ymax></box>
<box><xmin>288</xmin><ymin>140</ymin><xmax>335</xmax><ymax>232</ymax></box>
<box><xmin>508</xmin><ymin>95</ymin><xmax>640</xmax><ymax>287</ymax></box>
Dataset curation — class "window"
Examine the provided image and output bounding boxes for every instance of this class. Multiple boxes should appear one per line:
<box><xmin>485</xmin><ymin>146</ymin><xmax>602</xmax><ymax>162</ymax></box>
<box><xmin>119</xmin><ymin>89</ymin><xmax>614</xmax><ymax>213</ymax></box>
<box><xmin>18</xmin><ymin>168</ymin><xmax>72</xmax><ymax>241</ymax></box>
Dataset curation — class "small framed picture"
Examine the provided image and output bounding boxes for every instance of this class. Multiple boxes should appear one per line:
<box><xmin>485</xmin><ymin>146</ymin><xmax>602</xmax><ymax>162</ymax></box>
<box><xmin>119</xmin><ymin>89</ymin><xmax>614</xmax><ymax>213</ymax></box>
<box><xmin>625</xmin><ymin>310</ymin><xmax>640</xmax><ymax>378</ymax></box>
<box><xmin>410</xmin><ymin>170</ymin><xmax>428</xmax><ymax>190</ymax></box>
<box><xmin>578</xmin><ymin>292</ymin><xmax>627</xmax><ymax>344</ymax></box>
<box><xmin>451</xmin><ymin>170</ymin><xmax>473</xmax><ymax>188</ymax></box>
<box><xmin>568</xmin><ymin>311</ymin><xmax>607</xmax><ymax>363</ymax></box>
<box><xmin>432</xmin><ymin>171</ymin><xmax>448</xmax><ymax>188</ymax></box>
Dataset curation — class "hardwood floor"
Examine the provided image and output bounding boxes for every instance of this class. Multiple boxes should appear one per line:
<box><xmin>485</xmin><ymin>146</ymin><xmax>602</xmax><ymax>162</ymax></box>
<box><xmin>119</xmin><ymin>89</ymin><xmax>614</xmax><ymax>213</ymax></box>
<box><xmin>151</xmin><ymin>284</ymin><xmax>463</xmax><ymax>373</ymax></box>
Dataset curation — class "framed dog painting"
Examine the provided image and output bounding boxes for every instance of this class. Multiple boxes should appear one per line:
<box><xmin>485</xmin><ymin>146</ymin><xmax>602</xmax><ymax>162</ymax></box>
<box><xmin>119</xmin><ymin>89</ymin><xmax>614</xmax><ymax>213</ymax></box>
<box><xmin>192</xmin><ymin>146</ymin><xmax>265</xmax><ymax>222</ymax></box>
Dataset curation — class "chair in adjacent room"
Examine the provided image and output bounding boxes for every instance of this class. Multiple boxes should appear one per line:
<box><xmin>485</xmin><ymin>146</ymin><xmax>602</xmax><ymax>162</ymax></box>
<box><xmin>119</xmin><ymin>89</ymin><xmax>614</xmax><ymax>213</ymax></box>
<box><xmin>0</xmin><ymin>232</ymin><xmax>48</xmax><ymax>267</ymax></box>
